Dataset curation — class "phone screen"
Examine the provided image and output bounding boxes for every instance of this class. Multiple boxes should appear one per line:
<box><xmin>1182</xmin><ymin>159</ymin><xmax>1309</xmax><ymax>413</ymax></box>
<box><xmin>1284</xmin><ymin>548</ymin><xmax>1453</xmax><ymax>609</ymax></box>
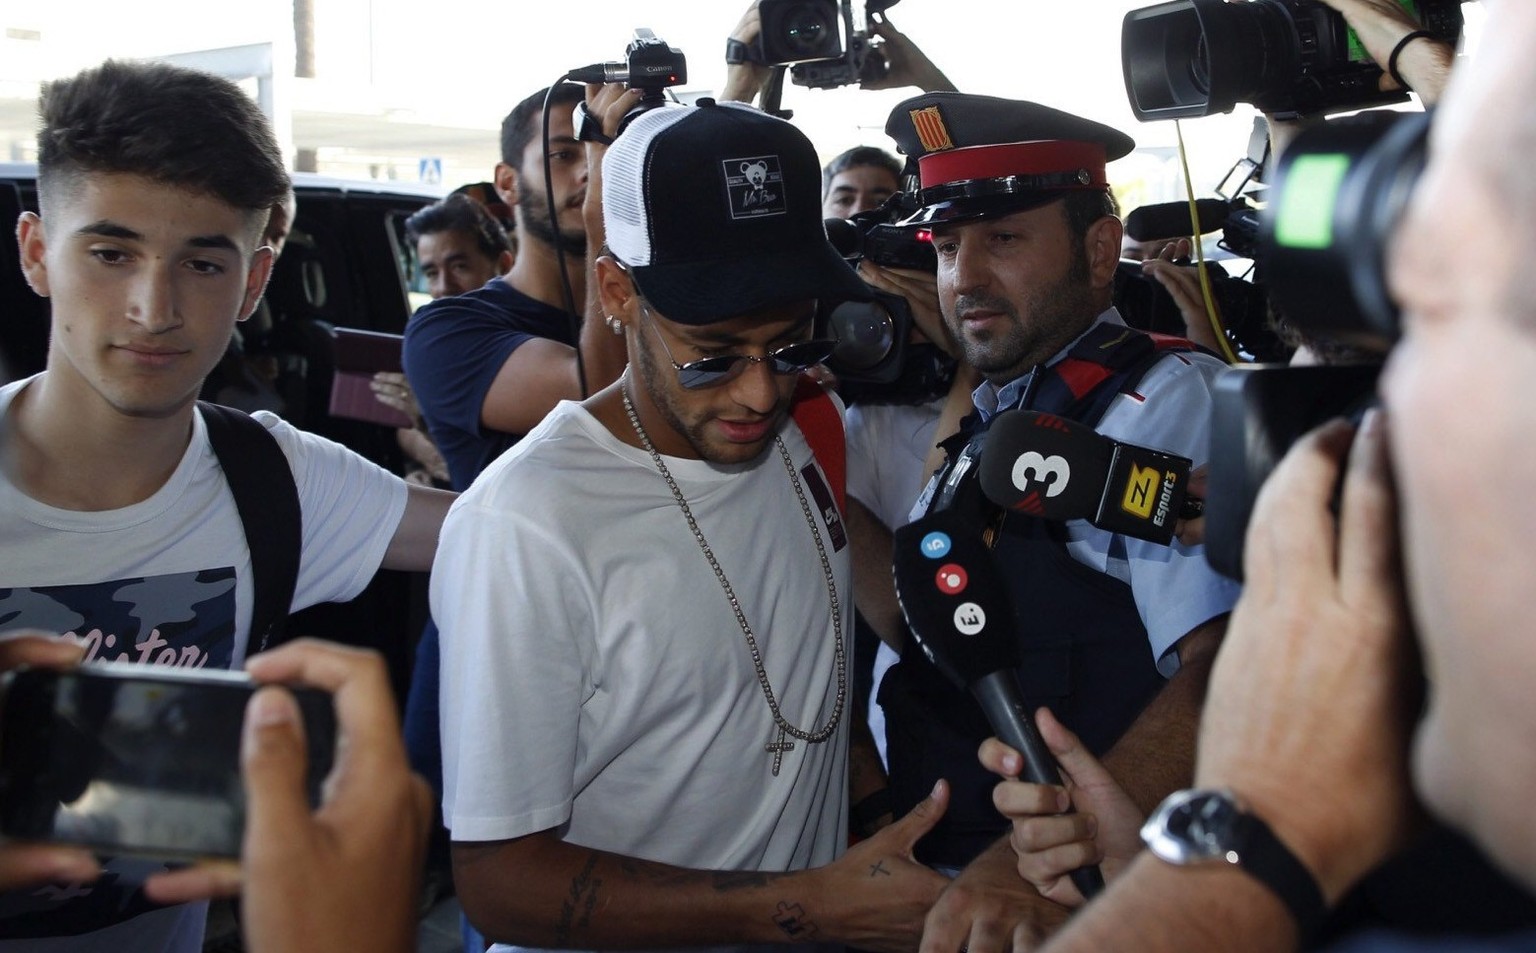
<box><xmin>0</xmin><ymin>666</ymin><xmax>336</xmax><ymax>861</ymax></box>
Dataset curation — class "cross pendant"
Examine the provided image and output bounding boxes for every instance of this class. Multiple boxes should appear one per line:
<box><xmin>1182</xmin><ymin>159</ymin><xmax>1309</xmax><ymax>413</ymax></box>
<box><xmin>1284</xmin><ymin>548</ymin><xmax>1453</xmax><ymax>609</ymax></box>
<box><xmin>765</xmin><ymin>729</ymin><xmax>795</xmax><ymax>776</ymax></box>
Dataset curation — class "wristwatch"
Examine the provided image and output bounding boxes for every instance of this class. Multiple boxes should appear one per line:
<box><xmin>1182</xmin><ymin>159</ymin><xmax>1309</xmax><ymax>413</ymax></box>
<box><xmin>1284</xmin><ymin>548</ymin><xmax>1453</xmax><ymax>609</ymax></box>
<box><xmin>572</xmin><ymin>101</ymin><xmax>614</xmax><ymax>146</ymax></box>
<box><xmin>1141</xmin><ymin>787</ymin><xmax>1326</xmax><ymax>937</ymax></box>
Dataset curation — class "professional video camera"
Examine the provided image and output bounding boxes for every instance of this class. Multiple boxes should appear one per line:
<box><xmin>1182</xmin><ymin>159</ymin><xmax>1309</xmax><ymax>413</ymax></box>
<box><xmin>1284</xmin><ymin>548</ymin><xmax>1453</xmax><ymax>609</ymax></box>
<box><xmin>1205</xmin><ymin>108</ymin><xmax>1428</xmax><ymax>579</ymax></box>
<box><xmin>1121</xmin><ymin>0</ymin><xmax>1462</xmax><ymax>121</ymax></box>
<box><xmin>734</xmin><ymin>0</ymin><xmax>900</xmax><ymax>90</ymax></box>
<box><xmin>821</xmin><ymin>195</ymin><xmax>956</xmax><ymax>404</ymax></box>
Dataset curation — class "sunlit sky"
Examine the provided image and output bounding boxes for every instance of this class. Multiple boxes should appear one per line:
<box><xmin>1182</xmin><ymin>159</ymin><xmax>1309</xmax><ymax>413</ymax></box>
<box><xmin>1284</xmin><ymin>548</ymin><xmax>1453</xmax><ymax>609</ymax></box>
<box><xmin>3</xmin><ymin>0</ymin><xmax>1483</xmax><ymax>201</ymax></box>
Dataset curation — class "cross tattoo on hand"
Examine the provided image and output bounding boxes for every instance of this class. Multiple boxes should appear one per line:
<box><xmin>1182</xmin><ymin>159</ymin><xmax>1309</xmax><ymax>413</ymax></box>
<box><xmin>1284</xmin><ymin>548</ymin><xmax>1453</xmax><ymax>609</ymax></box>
<box><xmin>766</xmin><ymin>729</ymin><xmax>795</xmax><ymax>776</ymax></box>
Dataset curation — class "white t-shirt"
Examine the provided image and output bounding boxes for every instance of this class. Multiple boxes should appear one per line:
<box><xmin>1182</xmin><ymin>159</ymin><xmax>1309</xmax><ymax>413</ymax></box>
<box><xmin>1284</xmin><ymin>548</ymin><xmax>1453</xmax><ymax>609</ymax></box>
<box><xmin>0</xmin><ymin>377</ymin><xmax>408</xmax><ymax>953</ymax></box>
<box><xmin>435</xmin><ymin>400</ymin><xmax>851</xmax><ymax>953</ymax></box>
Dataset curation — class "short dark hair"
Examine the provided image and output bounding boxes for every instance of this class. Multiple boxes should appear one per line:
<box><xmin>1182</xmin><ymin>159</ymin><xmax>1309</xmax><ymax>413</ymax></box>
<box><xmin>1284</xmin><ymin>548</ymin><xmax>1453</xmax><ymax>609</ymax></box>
<box><xmin>405</xmin><ymin>194</ymin><xmax>512</xmax><ymax>262</ymax></box>
<box><xmin>1062</xmin><ymin>189</ymin><xmax>1120</xmax><ymax>246</ymax></box>
<box><xmin>499</xmin><ymin>83</ymin><xmax>586</xmax><ymax>169</ymax></box>
<box><xmin>36</xmin><ymin>60</ymin><xmax>290</xmax><ymax>215</ymax></box>
<box><xmin>821</xmin><ymin>145</ymin><xmax>902</xmax><ymax>194</ymax></box>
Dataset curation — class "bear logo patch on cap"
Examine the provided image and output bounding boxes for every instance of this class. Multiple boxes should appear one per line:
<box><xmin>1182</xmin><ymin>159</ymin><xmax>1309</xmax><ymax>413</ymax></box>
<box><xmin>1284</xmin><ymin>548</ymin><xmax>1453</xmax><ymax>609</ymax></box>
<box><xmin>722</xmin><ymin>154</ymin><xmax>787</xmax><ymax>220</ymax></box>
<box><xmin>909</xmin><ymin>106</ymin><xmax>955</xmax><ymax>154</ymax></box>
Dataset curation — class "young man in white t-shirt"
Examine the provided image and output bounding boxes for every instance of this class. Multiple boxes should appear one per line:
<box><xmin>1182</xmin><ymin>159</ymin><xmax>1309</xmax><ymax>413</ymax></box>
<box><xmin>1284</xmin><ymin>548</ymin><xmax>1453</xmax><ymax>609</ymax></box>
<box><xmin>0</xmin><ymin>59</ymin><xmax>452</xmax><ymax>951</ymax></box>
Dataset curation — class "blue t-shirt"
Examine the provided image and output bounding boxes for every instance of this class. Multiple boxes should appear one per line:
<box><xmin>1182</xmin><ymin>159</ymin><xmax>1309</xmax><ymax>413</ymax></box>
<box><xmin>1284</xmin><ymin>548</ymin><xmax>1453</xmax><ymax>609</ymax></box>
<box><xmin>402</xmin><ymin>279</ymin><xmax>575</xmax><ymax>490</ymax></box>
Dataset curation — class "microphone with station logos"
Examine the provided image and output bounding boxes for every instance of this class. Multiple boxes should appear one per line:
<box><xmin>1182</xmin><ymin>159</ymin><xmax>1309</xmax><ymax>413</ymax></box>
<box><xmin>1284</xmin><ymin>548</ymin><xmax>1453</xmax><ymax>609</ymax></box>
<box><xmin>978</xmin><ymin>410</ymin><xmax>1198</xmax><ymax>546</ymax></box>
<box><xmin>892</xmin><ymin>507</ymin><xmax>1105</xmax><ymax>900</ymax></box>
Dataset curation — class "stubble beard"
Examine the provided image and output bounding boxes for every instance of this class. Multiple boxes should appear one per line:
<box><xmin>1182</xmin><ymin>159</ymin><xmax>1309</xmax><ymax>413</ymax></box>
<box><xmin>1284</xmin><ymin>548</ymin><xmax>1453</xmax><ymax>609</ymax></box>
<box><xmin>518</xmin><ymin>184</ymin><xmax>587</xmax><ymax>258</ymax></box>
<box><xmin>951</xmin><ymin>251</ymin><xmax>1100</xmax><ymax>384</ymax></box>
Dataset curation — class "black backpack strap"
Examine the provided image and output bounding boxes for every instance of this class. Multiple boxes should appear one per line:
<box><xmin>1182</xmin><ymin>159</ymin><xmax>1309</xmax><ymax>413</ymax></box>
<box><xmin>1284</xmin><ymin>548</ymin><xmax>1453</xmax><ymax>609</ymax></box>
<box><xmin>197</xmin><ymin>402</ymin><xmax>301</xmax><ymax>655</ymax></box>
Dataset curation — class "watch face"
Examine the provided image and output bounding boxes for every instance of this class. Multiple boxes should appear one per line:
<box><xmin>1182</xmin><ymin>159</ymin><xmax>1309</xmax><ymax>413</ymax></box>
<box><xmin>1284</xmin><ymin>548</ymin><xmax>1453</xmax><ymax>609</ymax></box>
<box><xmin>1143</xmin><ymin>788</ymin><xmax>1245</xmax><ymax>865</ymax></box>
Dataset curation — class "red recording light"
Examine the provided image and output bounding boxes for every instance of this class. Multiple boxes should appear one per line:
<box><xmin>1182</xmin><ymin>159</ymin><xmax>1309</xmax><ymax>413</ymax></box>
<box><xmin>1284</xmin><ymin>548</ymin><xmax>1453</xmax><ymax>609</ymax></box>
<box><xmin>915</xmin><ymin>228</ymin><xmax>933</xmax><ymax>244</ymax></box>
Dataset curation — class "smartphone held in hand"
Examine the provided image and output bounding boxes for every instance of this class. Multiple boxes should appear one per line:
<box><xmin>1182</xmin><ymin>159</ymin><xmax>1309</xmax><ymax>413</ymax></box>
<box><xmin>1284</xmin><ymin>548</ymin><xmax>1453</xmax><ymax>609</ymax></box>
<box><xmin>0</xmin><ymin>664</ymin><xmax>336</xmax><ymax>861</ymax></box>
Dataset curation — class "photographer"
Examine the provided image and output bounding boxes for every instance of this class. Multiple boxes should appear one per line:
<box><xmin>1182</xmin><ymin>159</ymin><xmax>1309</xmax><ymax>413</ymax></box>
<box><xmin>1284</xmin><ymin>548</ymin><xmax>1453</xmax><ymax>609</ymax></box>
<box><xmin>720</xmin><ymin>0</ymin><xmax>956</xmax><ymax>106</ymax></box>
<box><xmin>977</xmin><ymin>3</ymin><xmax>1536</xmax><ymax>950</ymax></box>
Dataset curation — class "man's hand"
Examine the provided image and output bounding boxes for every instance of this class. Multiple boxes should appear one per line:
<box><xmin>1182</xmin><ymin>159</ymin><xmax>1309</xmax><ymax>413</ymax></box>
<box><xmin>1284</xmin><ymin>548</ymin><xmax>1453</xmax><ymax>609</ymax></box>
<box><xmin>1138</xmin><ymin>240</ymin><xmax>1229</xmax><ymax>357</ymax></box>
<box><xmin>858</xmin><ymin>262</ymin><xmax>958</xmax><ymax>357</ymax></box>
<box><xmin>1196</xmin><ymin>411</ymin><xmax>1419</xmax><ymax>904</ymax></box>
<box><xmin>812</xmin><ymin>780</ymin><xmax>951</xmax><ymax>953</ymax></box>
<box><xmin>146</xmin><ymin>640</ymin><xmax>434</xmax><ymax>953</ymax></box>
<box><xmin>1173</xmin><ymin>465</ymin><xmax>1208</xmax><ymax>546</ymax></box>
<box><xmin>720</xmin><ymin>2</ymin><xmax>772</xmax><ymax>105</ymax></box>
<box><xmin>0</xmin><ymin>632</ymin><xmax>102</xmax><ymax>892</ymax></box>
<box><xmin>863</xmin><ymin>16</ymin><xmax>958</xmax><ymax>93</ymax></box>
<box><xmin>1316</xmin><ymin>0</ymin><xmax>1455</xmax><ymax>102</ymax></box>
<box><xmin>980</xmin><ymin>709</ymin><xmax>1144</xmax><ymax>908</ymax></box>
<box><xmin>920</xmin><ymin>835</ymin><xmax>1070</xmax><ymax>953</ymax></box>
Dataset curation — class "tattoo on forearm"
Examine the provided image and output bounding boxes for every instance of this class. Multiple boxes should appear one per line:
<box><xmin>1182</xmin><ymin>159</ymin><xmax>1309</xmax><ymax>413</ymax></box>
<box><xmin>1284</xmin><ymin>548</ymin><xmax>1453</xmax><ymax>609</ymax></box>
<box><xmin>773</xmin><ymin>900</ymin><xmax>820</xmax><ymax>940</ymax></box>
<box><xmin>869</xmin><ymin>860</ymin><xmax>891</xmax><ymax>878</ymax></box>
<box><xmin>556</xmin><ymin>852</ymin><xmax>603</xmax><ymax>946</ymax></box>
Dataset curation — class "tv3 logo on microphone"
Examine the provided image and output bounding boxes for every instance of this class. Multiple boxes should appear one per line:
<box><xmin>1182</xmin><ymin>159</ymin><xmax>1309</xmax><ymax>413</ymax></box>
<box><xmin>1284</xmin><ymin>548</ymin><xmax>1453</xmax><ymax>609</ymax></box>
<box><xmin>1121</xmin><ymin>463</ymin><xmax>1179</xmax><ymax>526</ymax></box>
<box><xmin>1008</xmin><ymin>452</ymin><xmax>1071</xmax><ymax>515</ymax></box>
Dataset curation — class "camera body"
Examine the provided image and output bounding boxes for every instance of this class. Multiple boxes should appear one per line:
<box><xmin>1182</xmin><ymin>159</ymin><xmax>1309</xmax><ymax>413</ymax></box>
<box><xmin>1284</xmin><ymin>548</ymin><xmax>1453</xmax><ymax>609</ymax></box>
<box><xmin>620</xmin><ymin>28</ymin><xmax>688</xmax><ymax>93</ymax></box>
<box><xmin>1122</xmin><ymin>0</ymin><xmax>1462</xmax><ymax>121</ymax></box>
<box><xmin>753</xmin><ymin>0</ymin><xmax>898</xmax><ymax>90</ymax></box>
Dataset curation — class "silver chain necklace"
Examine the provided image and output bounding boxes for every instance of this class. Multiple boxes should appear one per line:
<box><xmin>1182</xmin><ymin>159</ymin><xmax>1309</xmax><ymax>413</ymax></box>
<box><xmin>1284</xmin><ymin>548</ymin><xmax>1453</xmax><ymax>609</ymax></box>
<box><xmin>621</xmin><ymin>383</ymin><xmax>847</xmax><ymax>777</ymax></box>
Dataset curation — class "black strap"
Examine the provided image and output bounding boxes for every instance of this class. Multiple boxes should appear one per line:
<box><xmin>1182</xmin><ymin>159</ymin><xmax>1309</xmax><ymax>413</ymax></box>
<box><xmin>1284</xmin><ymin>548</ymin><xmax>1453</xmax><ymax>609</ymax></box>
<box><xmin>197</xmin><ymin>402</ymin><xmax>301</xmax><ymax>655</ymax></box>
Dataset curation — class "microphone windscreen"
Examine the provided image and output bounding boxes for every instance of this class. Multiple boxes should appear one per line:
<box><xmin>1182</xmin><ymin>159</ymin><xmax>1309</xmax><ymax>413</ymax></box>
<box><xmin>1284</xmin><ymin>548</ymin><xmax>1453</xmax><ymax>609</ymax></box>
<box><xmin>892</xmin><ymin>508</ymin><xmax>1020</xmax><ymax>688</ymax></box>
<box><xmin>1125</xmin><ymin>198</ymin><xmax>1231</xmax><ymax>242</ymax></box>
<box><xmin>979</xmin><ymin>411</ymin><xmax>1113</xmax><ymax>521</ymax></box>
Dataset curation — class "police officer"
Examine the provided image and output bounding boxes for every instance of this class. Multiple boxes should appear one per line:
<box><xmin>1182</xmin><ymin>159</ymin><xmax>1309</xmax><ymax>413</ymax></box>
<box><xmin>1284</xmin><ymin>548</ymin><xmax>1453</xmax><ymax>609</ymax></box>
<box><xmin>870</xmin><ymin>93</ymin><xmax>1242</xmax><ymax>947</ymax></box>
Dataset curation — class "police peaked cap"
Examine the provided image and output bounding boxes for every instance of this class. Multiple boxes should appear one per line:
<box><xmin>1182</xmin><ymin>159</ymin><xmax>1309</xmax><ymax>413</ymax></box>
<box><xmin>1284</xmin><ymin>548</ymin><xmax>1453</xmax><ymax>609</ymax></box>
<box><xmin>885</xmin><ymin>92</ymin><xmax>1136</xmax><ymax>226</ymax></box>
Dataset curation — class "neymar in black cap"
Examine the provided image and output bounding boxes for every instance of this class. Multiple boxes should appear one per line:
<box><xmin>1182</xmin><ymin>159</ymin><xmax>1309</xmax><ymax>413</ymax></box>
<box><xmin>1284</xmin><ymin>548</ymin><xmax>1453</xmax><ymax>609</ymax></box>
<box><xmin>871</xmin><ymin>90</ymin><xmax>1242</xmax><ymax>902</ymax></box>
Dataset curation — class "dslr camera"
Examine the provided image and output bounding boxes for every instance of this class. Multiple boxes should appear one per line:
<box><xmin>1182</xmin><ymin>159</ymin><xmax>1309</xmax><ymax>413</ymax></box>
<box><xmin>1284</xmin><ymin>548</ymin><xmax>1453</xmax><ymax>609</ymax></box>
<box><xmin>821</xmin><ymin>195</ymin><xmax>956</xmax><ymax>403</ymax></box>
<box><xmin>1205</xmin><ymin>108</ymin><xmax>1429</xmax><ymax>579</ymax></box>
<box><xmin>1121</xmin><ymin>0</ymin><xmax>1462</xmax><ymax>121</ymax></box>
<box><xmin>739</xmin><ymin>0</ymin><xmax>900</xmax><ymax>90</ymax></box>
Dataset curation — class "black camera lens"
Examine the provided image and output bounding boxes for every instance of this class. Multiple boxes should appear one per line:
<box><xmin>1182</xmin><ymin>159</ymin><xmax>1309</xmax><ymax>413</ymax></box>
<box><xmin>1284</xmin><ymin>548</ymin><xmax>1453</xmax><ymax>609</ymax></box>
<box><xmin>828</xmin><ymin>300</ymin><xmax>896</xmax><ymax>374</ymax></box>
<box><xmin>783</xmin><ymin>3</ymin><xmax>834</xmax><ymax>57</ymax></box>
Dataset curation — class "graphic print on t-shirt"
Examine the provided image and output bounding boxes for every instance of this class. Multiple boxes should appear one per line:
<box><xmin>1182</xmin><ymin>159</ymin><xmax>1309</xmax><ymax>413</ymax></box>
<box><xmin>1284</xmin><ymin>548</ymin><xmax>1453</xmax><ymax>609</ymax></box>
<box><xmin>0</xmin><ymin>567</ymin><xmax>238</xmax><ymax>671</ymax></box>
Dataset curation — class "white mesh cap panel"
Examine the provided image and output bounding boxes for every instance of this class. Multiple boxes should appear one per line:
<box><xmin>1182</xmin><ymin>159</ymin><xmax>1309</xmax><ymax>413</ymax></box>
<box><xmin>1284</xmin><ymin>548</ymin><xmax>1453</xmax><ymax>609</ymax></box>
<box><xmin>600</xmin><ymin>103</ymin><xmax>693</xmax><ymax>268</ymax></box>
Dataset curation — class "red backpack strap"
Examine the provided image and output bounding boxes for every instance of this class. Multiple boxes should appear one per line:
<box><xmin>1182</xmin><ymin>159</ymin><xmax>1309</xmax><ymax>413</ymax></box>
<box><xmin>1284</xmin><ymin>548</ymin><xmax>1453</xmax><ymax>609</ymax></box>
<box><xmin>790</xmin><ymin>376</ymin><xmax>845</xmax><ymax>515</ymax></box>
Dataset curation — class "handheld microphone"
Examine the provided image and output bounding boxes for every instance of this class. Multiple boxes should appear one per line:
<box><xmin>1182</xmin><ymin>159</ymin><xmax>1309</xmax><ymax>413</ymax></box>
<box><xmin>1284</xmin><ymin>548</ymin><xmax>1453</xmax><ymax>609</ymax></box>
<box><xmin>892</xmin><ymin>508</ymin><xmax>1105</xmax><ymax>900</ymax></box>
<box><xmin>1125</xmin><ymin>198</ymin><xmax>1232</xmax><ymax>242</ymax></box>
<box><xmin>978</xmin><ymin>410</ymin><xmax>1195</xmax><ymax>546</ymax></box>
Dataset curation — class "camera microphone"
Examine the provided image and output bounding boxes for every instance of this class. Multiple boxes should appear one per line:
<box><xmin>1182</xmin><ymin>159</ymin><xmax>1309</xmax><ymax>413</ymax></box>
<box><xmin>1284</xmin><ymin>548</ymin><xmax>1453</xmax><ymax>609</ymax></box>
<box><xmin>1125</xmin><ymin>198</ymin><xmax>1232</xmax><ymax>242</ymax></box>
<box><xmin>567</xmin><ymin>61</ymin><xmax>630</xmax><ymax>84</ymax></box>
<box><xmin>891</xmin><ymin>507</ymin><xmax>1105</xmax><ymax>900</ymax></box>
<box><xmin>978</xmin><ymin>410</ymin><xmax>1196</xmax><ymax>546</ymax></box>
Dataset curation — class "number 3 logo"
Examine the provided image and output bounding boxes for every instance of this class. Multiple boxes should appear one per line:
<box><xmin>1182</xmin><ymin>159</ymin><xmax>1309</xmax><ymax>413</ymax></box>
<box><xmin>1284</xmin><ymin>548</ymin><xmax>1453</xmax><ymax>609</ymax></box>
<box><xmin>1011</xmin><ymin>452</ymin><xmax>1071</xmax><ymax>498</ymax></box>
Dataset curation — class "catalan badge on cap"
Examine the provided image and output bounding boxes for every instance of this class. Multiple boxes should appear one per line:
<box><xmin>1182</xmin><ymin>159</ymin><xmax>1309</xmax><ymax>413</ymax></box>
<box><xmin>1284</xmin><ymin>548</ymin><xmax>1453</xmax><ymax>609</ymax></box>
<box><xmin>909</xmin><ymin>105</ymin><xmax>955</xmax><ymax>154</ymax></box>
